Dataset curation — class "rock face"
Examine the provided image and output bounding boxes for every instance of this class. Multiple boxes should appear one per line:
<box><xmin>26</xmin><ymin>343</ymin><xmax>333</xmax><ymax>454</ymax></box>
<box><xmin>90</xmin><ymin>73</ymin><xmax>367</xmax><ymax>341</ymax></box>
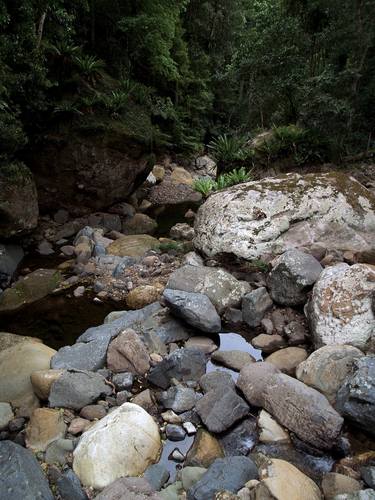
<box><xmin>336</xmin><ymin>356</ymin><xmax>375</xmax><ymax>435</ymax></box>
<box><xmin>267</xmin><ymin>250</ymin><xmax>323</xmax><ymax>306</ymax></box>
<box><xmin>296</xmin><ymin>345</ymin><xmax>364</xmax><ymax>404</ymax></box>
<box><xmin>107</xmin><ymin>329</ymin><xmax>150</xmax><ymax>374</ymax></box>
<box><xmin>163</xmin><ymin>289</ymin><xmax>221</xmax><ymax>333</ymax></box>
<box><xmin>0</xmin><ymin>162</ymin><xmax>38</xmax><ymax>239</ymax></box>
<box><xmin>73</xmin><ymin>403</ymin><xmax>161</xmax><ymax>489</ymax></box>
<box><xmin>167</xmin><ymin>265</ymin><xmax>250</xmax><ymax>313</ymax></box>
<box><xmin>0</xmin><ymin>441</ymin><xmax>53</xmax><ymax>500</ymax></box>
<box><xmin>194</xmin><ymin>172</ymin><xmax>375</xmax><ymax>260</ymax></box>
<box><xmin>263</xmin><ymin>373</ymin><xmax>343</xmax><ymax>449</ymax></box>
<box><xmin>307</xmin><ymin>263</ymin><xmax>375</xmax><ymax>350</ymax></box>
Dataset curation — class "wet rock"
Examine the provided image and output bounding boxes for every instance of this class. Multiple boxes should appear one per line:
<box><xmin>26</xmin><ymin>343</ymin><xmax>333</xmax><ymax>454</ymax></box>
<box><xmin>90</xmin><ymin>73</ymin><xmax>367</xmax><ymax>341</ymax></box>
<box><xmin>170</xmin><ymin>223</ymin><xmax>195</xmax><ymax>241</ymax></box>
<box><xmin>195</xmin><ymin>386</ymin><xmax>249</xmax><ymax>433</ymax></box>
<box><xmin>266</xmin><ymin>347</ymin><xmax>308</xmax><ymax>375</ymax></box>
<box><xmin>159</xmin><ymin>386</ymin><xmax>198</xmax><ymax>413</ymax></box>
<box><xmin>0</xmin><ymin>440</ymin><xmax>53</xmax><ymax>499</ymax></box>
<box><xmin>167</xmin><ymin>265</ymin><xmax>250</xmax><ymax>313</ymax></box>
<box><xmin>126</xmin><ymin>285</ymin><xmax>164</xmax><ymax>310</ymax></box>
<box><xmin>107</xmin><ymin>235</ymin><xmax>159</xmax><ymax>257</ymax></box>
<box><xmin>307</xmin><ymin>263</ymin><xmax>375</xmax><ymax>350</ymax></box>
<box><xmin>0</xmin><ymin>243</ymin><xmax>23</xmax><ymax>289</ymax></box>
<box><xmin>163</xmin><ymin>289</ymin><xmax>221</xmax><ymax>333</ymax></box>
<box><xmin>258</xmin><ymin>410</ymin><xmax>290</xmax><ymax>444</ymax></box>
<box><xmin>95</xmin><ymin>477</ymin><xmax>161</xmax><ymax>500</ymax></box>
<box><xmin>219</xmin><ymin>418</ymin><xmax>258</xmax><ymax>456</ymax></box>
<box><xmin>236</xmin><ymin>362</ymin><xmax>280</xmax><ymax>407</ymax></box>
<box><xmin>200</xmin><ymin>371</ymin><xmax>235</xmax><ymax>393</ymax></box>
<box><xmin>296</xmin><ymin>345</ymin><xmax>364</xmax><ymax>404</ymax></box>
<box><xmin>26</xmin><ymin>408</ymin><xmax>66</xmax><ymax>452</ymax></box>
<box><xmin>148</xmin><ymin>348</ymin><xmax>206</xmax><ymax>389</ymax></box>
<box><xmin>264</xmin><ymin>373</ymin><xmax>343</xmax><ymax>449</ymax></box>
<box><xmin>166</xmin><ymin>424</ymin><xmax>186</xmax><ymax>441</ymax></box>
<box><xmin>268</xmin><ymin>250</ymin><xmax>322</xmax><ymax>306</ymax></box>
<box><xmin>73</xmin><ymin>403</ymin><xmax>161</xmax><ymax>489</ymax></box>
<box><xmin>211</xmin><ymin>350</ymin><xmax>255</xmax><ymax>371</ymax></box>
<box><xmin>322</xmin><ymin>472</ymin><xmax>361</xmax><ymax>499</ymax></box>
<box><xmin>0</xmin><ymin>403</ymin><xmax>14</xmax><ymax>431</ymax></box>
<box><xmin>251</xmin><ymin>334</ymin><xmax>287</xmax><ymax>353</ymax></box>
<box><xmin>170</xmin><ymin>448</ymin><xmax>185</xmax><ymax>462</ymax></box>
<box><xmin>122</xmin><ymin>213</ymin><xmax>158</xmax><ymax>235</ymax></box>
<box><xmin>107</xmin><ymin>329</ymin><xmax>150</xmax><ymax>375</ymax></box>
<box><xmin>336</xmin><ymin>356</ymin><xmax>375</xmax><ymax>436</ymax></box>
<box><xmin>187</xmin><ymin>456</ymin><xmax>258</xmax><ymax>500</ymax></box>
<box><xmin>56</xmin><ymin>469</ymin><xmax>88</xmax><ymax>500</ymax></box>
<box><xmin>49</xmin><ymin>370</ymin><xmax>111</xmax><ymax>410</ymax></box>
<box><xmin>186</xmin><ymin>428</ymin><xmax>225</xmax><ymax>467</ymax></box>
<box><xmin>242</xmin><ymin>287</ymin><xmax>273</xmax><ymax>327</ymax></box>
<box><xmin>144</xmin><ymin>463</ymin><xmax>170</xmax><ymax>491</ymax></box>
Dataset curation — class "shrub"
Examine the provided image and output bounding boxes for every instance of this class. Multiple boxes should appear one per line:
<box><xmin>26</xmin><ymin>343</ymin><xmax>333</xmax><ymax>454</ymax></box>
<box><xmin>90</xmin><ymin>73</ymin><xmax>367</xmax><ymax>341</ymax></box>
<box><xmin>193</xmin><ymin>177</ymin><xmax>216</xmax><ymax>197</ymax></box>
<box><xmin>193</xmin><ymin>167</ymin><xmax>253</xmax><ymax>197</ymax></box>
<box><xmin>73</xmin><ymin>55</ymin><xmax>105</xmax><ymax>85</ymax></box>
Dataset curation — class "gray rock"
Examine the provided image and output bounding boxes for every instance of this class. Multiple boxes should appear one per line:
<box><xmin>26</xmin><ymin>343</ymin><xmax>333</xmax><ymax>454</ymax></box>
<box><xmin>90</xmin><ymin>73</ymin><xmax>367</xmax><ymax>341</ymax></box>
<box><xmin>49</xmin><ymin>370</ymin><xmax>111</xmax><ymax>410</ymax></box>
<box><xmin>56</xmin><ymin>469</ymin><xmax>88</xmax><ymax>500</ymax></box>
<box><xmin>45</xmin><ymin>438</ymin><xmax>75</xmax><ymax>465</ymax></box>
<box><xmin>183</xmin><ymin>252</ymin><xmax>204</xmax><ymax>267</ymax></box>
<box><xmin>159</xmin><ymin>386</ymin><xmax>198</xmax><ymax>413</ymax></box>
<box><xmin>199</xmin><ymin>371</ymin><xmax>235</xmax><ymax>394</ymax></box>
<box><xmin>163</xmin><ymin>289</ymin><xmax>222</xmax><ymax>333</ymax></box>
<box><xmin>236</xmin><ymin>362</ymin><xmax>280</xmax><ymax>407</ymax></box>
<box><xmin>267</xmin><ymin>250</ymin><xmax>323</xmax><ymax>306</ymax></box>
<box><xmin>144</xmin><ymin>464</ymin><xmax>170</xmax><ymax>491</ymax></box>
<box><xmin>336</xmin><ymin>356</ymin><xmax>375</xmax><ymax>436</ymax></box>
<box><xmin>0</xmin><ymin>244</ymin><xmax>23</xmax><ymax>289</ymax></box>
<box><xmin>94</xmin><ymin>477</ymin><xmax>161</xmax><ymax>500</ymax></box>
<box><xmin>333</xmin><ymin>491</ymin><xmax>375</xmax><ymax>500</ymax></box>
<box><xmin>181</xmin><ymin>467</ymin><xmax>207</xmax><ymax>491</ymax></box>
<box><xmin>195</xmin><ymin>387</ymin><xmax>249</xmax><ymax>433</ymax></box>
<box><xmin>148</xmin><ymin>349</ymin><xmax>206</xmax><ymax>389</ymax></box>
<box><xmin>361</xmin><ymin>467</ymin><xmax>375</xmax><ymax>489</ymax></box>
<box><xmin>224</xmin><ymin>308</ymin><xmax>243</xmax><ymax>324</ymax></box>
<box><xmin>242</xmin><ymin>287</ymin><xmax>273</xmax><ymax>327</ymax></box>
<box><xmin>38</xmin><ymin>240</ymin><xmax>54</xmax><ymax>256</ymax></box>
<box><xmin>0</xmin><ymin>440</ymin><xmax>53</xmax><ymax>499</ymax></box>
<box><xmin>0</xmin><ymin>403</ymin><xmax>14</xmax><ymax>431</ymax></box>
<box><xmin>219</xmin><ymin>418</ymin><xmax>258</xmax><ymax>456</ymax></box>
<box><xmin>166</xmin><ymin>424</ymin><xmax>186</xmax><ymax>441</ymax></box>
<box><xmin>112</xmin><ymin>372</ymin><xmax>134</xmax><ymax>390</ymax></box>
<box><xmin>167</xmin><ymin>265</ymin><xmax>250</xmax><ymax>313</ymax></box>
<box><xmin>187</xmin><ymin>456</ymin><xmax>258</xmax><ymax>500</ymax></box>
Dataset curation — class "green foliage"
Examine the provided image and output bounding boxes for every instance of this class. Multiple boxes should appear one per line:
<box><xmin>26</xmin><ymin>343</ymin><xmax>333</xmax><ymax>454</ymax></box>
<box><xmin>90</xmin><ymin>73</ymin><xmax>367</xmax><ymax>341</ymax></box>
<box><xmin>73</xmin><ymin>55</ymin><xmax>105</xmax><ymax>85</ymax></box>
<box><xmin>157</xmin><ymin>241</ymin><xmax>184</xmax><ymax>252</ymax></box>
<box><xmin>193</xmin><ymin>177</ymin><xmax>216</xmax><ymax>196</ymax></box>
<box><xmin>193</xmin><ymin>167</ymin><xmax>253</xmax><ymax>196</ymax></box>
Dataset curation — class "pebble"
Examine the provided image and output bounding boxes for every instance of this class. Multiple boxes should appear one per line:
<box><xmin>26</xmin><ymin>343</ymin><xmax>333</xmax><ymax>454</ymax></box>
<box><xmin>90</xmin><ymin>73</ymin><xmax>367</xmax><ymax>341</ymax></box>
<box><xmin>183</xmin><ymin>422</ymin><xmax>197</xmax><ymax>435</ymax></box>
<box><xmin>166</xmin><ymin>424</ymin><xmax>186</xmax><ymax>441</ymax></box>
<box><xmin>73</xmin><ymin>286</ymin><xmax>85</xmax><ymax>297</ymax></box>
<box><xmin>171</xmin><ymin>448</ymin><xmax>185</xmax><ymax>462</ymax></box>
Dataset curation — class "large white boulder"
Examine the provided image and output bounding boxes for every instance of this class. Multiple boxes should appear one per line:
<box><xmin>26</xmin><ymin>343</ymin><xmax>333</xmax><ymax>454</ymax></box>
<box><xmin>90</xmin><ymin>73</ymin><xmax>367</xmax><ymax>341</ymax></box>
<box><xmin>194</xmin><ymin>172</ymin><xmax>375</xmax><ymax>260</ymax></box>
<box><xmin>307</xmin><ymin>263</ymin><xmax>375</xmax><ymax>351</ymax></box>
<box><xmin>73</xmin><ymin>403</ymin><xmax>161</xmax><ymax>489</ymax></box>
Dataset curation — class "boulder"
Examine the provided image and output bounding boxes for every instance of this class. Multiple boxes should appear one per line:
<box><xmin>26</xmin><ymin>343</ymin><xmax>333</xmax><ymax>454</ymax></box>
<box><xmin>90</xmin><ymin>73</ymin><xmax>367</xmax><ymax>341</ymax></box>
<box><xmin>242</xmin><ymin>287</ymin><xmax>273</xmax><ymax>327</ymax></box>
<box><xmin>0</xmin><ymin>243</ymin><xmax>24</xmax><ymax>289</ymax></box>
<box><xmin>167</xmin><ymin>265</ymin><xmax>250</xmax><ymax>313</ymax></box>
<box><xmin>144</xmin><ymin>463</ymin><xmax>170</xmax><ymax>491</ymax></box>
<box><xmin>171</xmin><ymin>166</ymin><xmax>193</xmax><ymax>185</ymax></box>
<box><xmin>267</xmin><ymin>250</ymin><xmax>322</xmax><ymax>306</ymax></box>
<box><xmin>0</xmin><ymin>340</ymin><xmax>55</xmax><ymax>410</ymax></box>
<box><xmin>336</xmin><ymin>356</ymin><xmax>375</xmax><ymax>435</ymax></box>
<box><xmin>122</xmin><ymin>213</ymin><xmax>158</xmax><ymax>235</ymax></box>
<box><xmin>219</xmin><ymin>418</ymin><xmax>258</xmax><ymax>457</ymax></box>
<box><xmin>264</xmin><ymin>373</ymin><xmax>344</xmax><ymax>449</ymax></box>
<box><xmin>30</xmin><ymin>369</ymin><xmax>64</xmax><ymax>400</ymax></box>
<box><xmin>307</xmin><ymin>263</ymin><xmax>375</xmax><ymax>350</ymax></box>
<box><xmin>159</xmin><ymin>386</ymin><xmax>198</xmax><ymax>413</ymax></box>
<box><xmin>163</xmin><ymin>289</ymin><xmax>221</xmax><ymax>333</ymax></box>
<box><xmin>322</xmin><ymin>472</ymin><xmax>361</xmax><ymax>500</ymax></box>
<box><xmin>236</xmin><ymin>362</ymin><xmax>280</xmax><ymax>407</ymax></box>
<box><xmin>73</xmin><ymin>403</ymin><xmax>161</xmax><ymax>489</ymax></box>
<box><xmin>148</xmin><ymin>180</ymin><xmax>201</xmax><ymax>207</ymax></box>
<box><xmin>266</xmin><ymin>347</ymin><xmax>308</xmax><ymax>376</ymax></box>
<box><xmin>194</xmin><ymin>172</ymin><xmax>375</xmax><ymax>260</ymax></box>
<box><xmin>182</xmin><ymin>467</ymin><xmax>208</xmax><ymax>491</ymax></box>
<box><xmin>251</xmin><ymin>334</ymin><xmax>287</xmax><ymax>353</ymax></box>
<box><xmin>170</xmin><ymin>223</ymin><xmax>195</xmax><ymax>241</ymax></box>
<box><xmin>0</xmin><ymin>162</ymin><xmax>38</xmax><ymax>239</ymax></box>
<box><xmin>199</xmin><ymin>371</ymin><xmax>235</xmax><ymax>394</ymax></box>
<box><xmin>107</xmin><ymin>329</ymin><xmax>150</xmax><ymax>374</ymax></box>
<box><xmin>25</xmin><ymin>408</ymin><xmax>66</xmax><ymax>452</ymax></box>
<box><xmin>56</xmin><ymin>469</ymin><xmax>88</xmax><ymax>500</ymax></box>
<box><xmin>0</xmin><ymin>441</ymin><xmax>53</xmax><ymax>499</ymax></box>
<box><xmin>296</xmin><ymin>345</ymin><xmax>364</xmax><ymax>404</ymax></box>
<box><xmin>126</xmin><ymin>284</ymin><xmax>164</xmax><ymax>310</ymax></box>
<box><xmin>49</xmin><ymin>370</ymin><xmax>111</xmax><ymax>410</ymax></box>
<box><xmin>107</xmin><ymin>235</ymin><xmax>159</xmax><ymax>257</ymax></box>
<box><xmin>186</xmin><ymin>429</ymin><xmax>225</xmax><ymax>467</ymax></box>
<box><xmin>211</xmin><ymin>350</ymin><xmax>255</xmax><ymax>371</ymax></box>
<box><xmin>0</xmin><ymin>268</ymin><xmax>62</xmax><ymax>313</ymax></box>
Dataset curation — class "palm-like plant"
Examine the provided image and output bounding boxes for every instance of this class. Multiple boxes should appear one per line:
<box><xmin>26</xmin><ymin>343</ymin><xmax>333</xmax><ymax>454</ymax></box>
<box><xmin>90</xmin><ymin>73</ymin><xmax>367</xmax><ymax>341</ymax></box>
<box><xmin>193</xmin><ymin>177</ymin><xmax>216</xmax><ymax>197</ymax></box>
<box><xmin>73</xmin><ymin>54</ymin><xmax>105</xmax><ymax>85</ymax></box>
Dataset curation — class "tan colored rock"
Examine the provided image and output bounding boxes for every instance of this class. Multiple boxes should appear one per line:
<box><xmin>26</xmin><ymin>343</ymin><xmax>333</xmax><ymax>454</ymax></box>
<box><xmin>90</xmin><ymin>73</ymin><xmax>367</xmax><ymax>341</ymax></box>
<box><xmin>0</xmin><ymin>332</ymin><xmax>41</xmax><ymax>352</ymax></box>
<box><xmin>171</xmin><ymin>167</ymin><xmax>193</xmax><ymax>185</ymax></box>
<box><xmin>186</xmin><ymin>429</ymin><xmax>224</xmax><ymax>468</ymax></box>
<box><xmin>211</xmin><ymin>350</ymin><xmax>255</xmax><ymax>371</ymax></box>
<box><xmin>122</xmin><ymin>214</ymin><xmax>158</xmax><ymax>236</ymax></box>
<box><xmin>107</xmin><ymin>329</ymin><xmax>150</xmax><ymax>375</ymax></box>
<box><xmin>0</xmin><ymin>341</ymin><xmax>56</xmax><ymax>409</ymax></box>
<box><xmin>237</xmin><ymin>362</ymin><xmax>280</xmax><ymax>407</ymax></box>
<box><xmin>30</xmin><ymin>369</ymin><xmax>64</xmax><ymax>400</ymax></box>
<box><xmin>251</xmin><ymin>334</ymin><xmax>287</xmax><ymax>353</ymax></box>
<box><xmin>26</xmin><ymin>408</ymin><xmax>66</xmax><ymax>452</ymax></box>
<box><xmin>68</xmin><ymin>417</ymin><xmax>93</xmax><ymax>435</ymax></box>
<box><xmin>321</xmin><ymin>472</ymin><xmax>361</xmax><ymax>499</ymax></box>
<box><xmin>185</xmin><ymin>336</ymin><xmax>218</xmax><ymax>354</ymax></box>
<box><xmin>107</xmin><ymin>234</ymin><xmax>158</xmax><ymax>257</ymax></box>
<box><xmin>266</xmin><ymin>347</ymin><xmax>308</xmax><ymax>375</ymax></box>
<box><xmin>126</xmin><ymin>284</ymin><xmax>164</xmax><ymax>310</ymax></box>
<box><xmin>256</xmin><ymin>458</ymin><xmax>322</xmax><ymax>500</ymax></box>
<box><xmin>152</xmin><ymin>165</ymin><xmax>165</xmax><ymax>182</ymax></box>
<box><xmin>258</xmin><ymin>410</ymin><xmax>290</xmax><ymax>444</ymax></box>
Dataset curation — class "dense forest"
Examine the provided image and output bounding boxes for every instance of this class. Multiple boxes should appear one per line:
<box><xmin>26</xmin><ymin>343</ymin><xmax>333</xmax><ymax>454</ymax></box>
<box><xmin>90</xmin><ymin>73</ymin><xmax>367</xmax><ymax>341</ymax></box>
<box><xmin>1</xmin><ymin>0</ymin><xmax>375</xmax><ymax>172</ymax></box>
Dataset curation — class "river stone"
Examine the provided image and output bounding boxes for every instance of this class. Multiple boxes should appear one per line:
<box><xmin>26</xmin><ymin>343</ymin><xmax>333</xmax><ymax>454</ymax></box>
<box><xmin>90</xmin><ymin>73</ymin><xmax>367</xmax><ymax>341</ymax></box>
<box><xmin>107</xmin><ymin>235</ymin><xmax>159</xmax><ymax>257</ymax></box>
<box><xmin>56</xmin><ymin>469</ymin><xmax>88</xmax><ymax>500</ymax></box>
<box><xmin>219</xmin><ymin>418</ymin><xmax>258</xmax><ymax>457</ymax></box>
<box><xmin>25</xmin><ymin>408</ymin><xmax>66</xmax><ymax>452</ymax></box>
<box><xmin>95</xmin><ymin>477</ymin><xmax>161</xmax><ymax>500</ymax></box>
<box><xmin>122</xmin><ymin>213</ymin><xmax>158</xmax><ymax>235</ymax></box>
<box><xmin>199</xmin><ymin>371</ymin><xmax>235</xmax><ymax>393</ymax></box>
<box><xmin>307</xmin><ymin>263</ymin><xmax>375</xmax><ymax>350</ymax></box>
<box><xmin>251</xmin><ymin>334</ymin><xmax>287</xmax><ymax>353</ymax></box>
<box><xmin>0</xmin><ymin>441</ymin><xmax>53</xmax><ymax>499</ymax></box>
<box><xmin>263</xmin><ymin>373</ymin><xmax>343</xmax><ymax>449</ymax></box>
<box><xmin>0</xmin><ymin>268</ymin><xmax>62</xmax><ymax>313</ymax></box>
<box><xmin>236</xmin><ymin>362</ymin><xmax>280</xmax><ymax>407</ymax></box>
<box><xmin>0</xmin><ymin>403</ymin><xmax>13</xmax><ymax>431</ymax></box>
<box><xmin>163</xmin><ymin>289</ymin><xmax>221</xmax><ymax>333</ymax></box>
<box><xmin>49</xmin><ymin>370</ymin><xmax>111</xmax><ymax>410</ymax></box>
<box><xmin>187</xmin><ymin>456</ymin><xmax>258</xmax><ymax>500</ymax></box>
<box><xmin>266</xmin><ymin>347</ymin><xmax>308</xmax><ymax>376</ymax></box>
<box><xmin>361</xmin><ymin>467</ymin><xmax>375</xmax><ymax>489</ymax></box>
<box><xmin>186</xmin><ymin>429</ymin><xmax>224</xmax><ymax>467</ymax></box>
<box><xmin>242</xmin><ymin>287</ymin><xmax>273</xmax><ymax>327</ymax></box>
<box><xmin>148</xmin><ymin>348</ymin><xmax>206</xmax><ymax>389</ymax></box>
<box><xmin>194</xmin><ymin>172</ymin><xmax>375</xmax><ymax>260</ymax></box>
<box><xmin>73</xmin><ymin>403</ymin><xmax>161</xmax><ymax>489</ymax></box>
<box><xmin>107</xmin><ymin>329</ymin><xmax>150</xmax><ymax>374</ymax></box>
<box><xmin>211</xmin><ymin>350</ymin><xmax>255</xmax><ymax>371</ymax></box>
<box><xmin>45</xmin><ymin>438</ymin><xmax>75</xmax><ymax>466</ymax></box>
<box><xmin>182</xmin><ymin>467</ymin><xmax>208</xmax><ymax>491</ymax></box>
<box><xmin>126</xmin><ymin>285</ymin><xmax>164</xmax><ymax>310</ymax></box>
<box><xmin>30</xmin><ymin>369</ymin><xmax>64</xmax><ymax>400</ymax></box>
<box><xmin>195</xmin><ymin>386</ymin><xmax>249</xmax><ymax>433</ymax></box>
<box><xmin>0</xmin><ymin>340</ymin><xmax>55</xmax><ymax>409</ymax></box>
<box><xmin>0</xmin><ymin>243</ymin><xmax>24</xmax><ymax>289</ymax></box>
<box><xmin>144</xmin><ymin>463</ymin><xmax>170</xmax><ymax>491</ymax></box>
<box><xmin>296</xmin><ymin>345</ymin><xmax>364</xmax><ymax>404</ymax></box>
<box><xmin>322</xmin><ymin>473</ymin><xmax>361</xmax><ymax>499</ymax></box>
<box><xmin>159</xmin><ymin>386</ymin><xmax>198</xmax><ymax>413</ymax></box>
<box><xmin>148</xmin><ymin>180</ymin><xmax>201</xmax><ymax>206</ymax></box>
<box><xmin>166</xmin><ymin>265</ymin><xmax>250</xmax><ymax>313</ymax></box>
<box><xmin>333</xmin><ymin>491</ymin><xmax>375</xmax><ymax>500</ymax></box>
<box><xmin>336</xmin><ymin>356</ymin><xmax>375</xmax><ymax>435</ymax></box>
<box><xmin>185</xmin><ymin>336</ymin><xmax>218</xmax><ymax>354</ymax></box>
<box><xmin>258</xmin><ymin>410</ymin><xmax>290</xmax><ymax>444</ymax></box>
<box><xmin>267</xmin><ymin>250</ymin><xmax>323</xmax><ymax>306</ymax></box>
<box><xmin>255</xmin><ymin>458</ymin><xmax>321</xmax><ymax>500</ymax></box>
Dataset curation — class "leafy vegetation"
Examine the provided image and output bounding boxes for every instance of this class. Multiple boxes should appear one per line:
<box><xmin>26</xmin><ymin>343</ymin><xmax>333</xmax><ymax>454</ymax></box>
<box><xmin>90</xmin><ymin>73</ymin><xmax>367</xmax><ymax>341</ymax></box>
<box><xmin>193</xmin><ymin>167</ymin><xmax>253</xmax><ymax>197</ymax></box>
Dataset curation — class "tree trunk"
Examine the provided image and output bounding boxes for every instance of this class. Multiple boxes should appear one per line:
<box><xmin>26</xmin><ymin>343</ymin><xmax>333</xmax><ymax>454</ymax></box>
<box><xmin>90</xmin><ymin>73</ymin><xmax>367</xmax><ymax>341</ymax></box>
<box><xmin>36</xmin><ymin>12</ymin><xmax>47</xmax><ymax>50</ymax></box>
